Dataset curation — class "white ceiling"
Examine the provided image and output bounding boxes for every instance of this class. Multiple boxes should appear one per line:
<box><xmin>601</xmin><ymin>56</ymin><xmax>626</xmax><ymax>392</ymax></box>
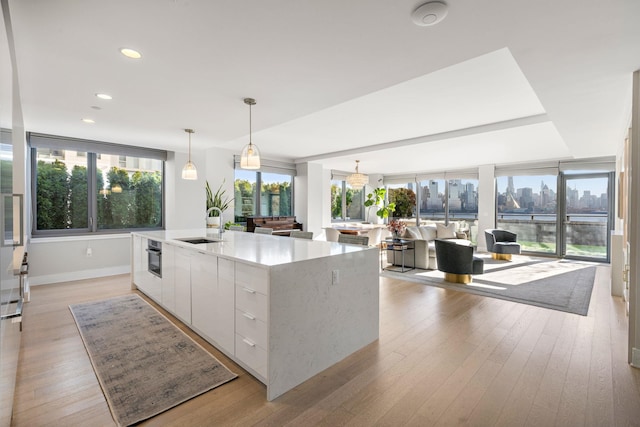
<box><xmin>7</xmin><ymin>0</ymin><xmax>640</xmax><ymax>175</ymax></box>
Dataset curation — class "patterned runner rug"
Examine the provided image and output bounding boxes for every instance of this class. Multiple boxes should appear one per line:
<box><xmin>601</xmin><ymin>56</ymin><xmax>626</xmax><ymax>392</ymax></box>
<box><xmin>70</xmin><ymin>294</ymin><xmax>237</xmax><ymax>426</ymax></box>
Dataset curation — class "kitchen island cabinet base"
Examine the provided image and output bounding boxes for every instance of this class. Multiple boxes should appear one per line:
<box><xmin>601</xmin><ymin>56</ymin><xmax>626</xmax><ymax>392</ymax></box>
<box><xmin>131</xmin><ymin>230</ymin><xmax>379</xmax><ymax>401</ymax></box>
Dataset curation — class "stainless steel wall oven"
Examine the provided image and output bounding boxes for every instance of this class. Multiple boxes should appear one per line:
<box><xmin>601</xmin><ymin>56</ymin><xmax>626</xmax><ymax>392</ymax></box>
<box><xmin>146</xmin><ymin>239</ymin><xmax>162</xmax><ymax>278</ymax></box>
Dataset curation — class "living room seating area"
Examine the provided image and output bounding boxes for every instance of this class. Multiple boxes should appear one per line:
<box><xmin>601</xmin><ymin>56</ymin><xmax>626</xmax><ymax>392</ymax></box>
<box><xmin>386</xmin><ymin>222</ymin><xmax>471</xmax><ymax>270</ymax></box>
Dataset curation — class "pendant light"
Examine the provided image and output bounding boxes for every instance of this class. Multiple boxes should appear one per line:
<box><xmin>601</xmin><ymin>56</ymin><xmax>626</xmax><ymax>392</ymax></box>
<box><xmin>240</xmin><ymin>97</ymin><xmax>261</xmax><ymax>169</ymax></box>
<box><xmin>182</xmin><ymin>128</ymin><xmax>198</xmax><ymax>180</ymax></box>
<box><xmin>346</xmin><ymin>160</ymin><xmax>369</xmax><ymax>190</ymax></box>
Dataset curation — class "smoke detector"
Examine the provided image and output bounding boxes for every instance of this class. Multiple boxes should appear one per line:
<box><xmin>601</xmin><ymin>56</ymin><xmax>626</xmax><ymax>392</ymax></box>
<box><xmin>411</xmin><ymin>1</ymin><xmax>448</xmax><ymax>26</ymax></box>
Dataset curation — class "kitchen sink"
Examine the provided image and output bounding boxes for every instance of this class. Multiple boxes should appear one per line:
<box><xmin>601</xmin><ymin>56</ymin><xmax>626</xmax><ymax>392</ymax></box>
<box><xmin>175</xmin><ymin>237</ymin><xmax>223</xmax><ymax>244</ymax></box>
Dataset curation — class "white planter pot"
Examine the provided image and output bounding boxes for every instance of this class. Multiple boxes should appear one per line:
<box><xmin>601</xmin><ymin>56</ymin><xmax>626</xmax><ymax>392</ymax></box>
<box><xmin>207</xmin><ymin>216</ymin><xmax>221</xmax><ymax>228</ymax></box>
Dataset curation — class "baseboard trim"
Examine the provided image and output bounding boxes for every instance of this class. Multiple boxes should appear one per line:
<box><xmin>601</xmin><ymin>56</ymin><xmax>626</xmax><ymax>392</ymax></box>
<box><xmin>632</xmin><ymin>347</ymin><xmax>640</xmax><ymax>368</ymax></box>
<box><xmin>29</xmin><ymin>265</ymin><xmax>130</xmax><ymax>286</ymax></box>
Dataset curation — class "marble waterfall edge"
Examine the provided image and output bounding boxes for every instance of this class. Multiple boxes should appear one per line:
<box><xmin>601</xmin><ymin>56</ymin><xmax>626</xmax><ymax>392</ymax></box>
<box><xmin>267</xmin><ymin>248</ymin><xmax>379</xmax><ymax>400</ymax></box>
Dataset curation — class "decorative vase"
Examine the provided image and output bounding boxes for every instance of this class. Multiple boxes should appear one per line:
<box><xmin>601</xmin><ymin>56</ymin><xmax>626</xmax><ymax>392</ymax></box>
<box><xmin>393</xmin><ymin>232</ymin><xmax>401</xmax><ymax>241</ymax></box>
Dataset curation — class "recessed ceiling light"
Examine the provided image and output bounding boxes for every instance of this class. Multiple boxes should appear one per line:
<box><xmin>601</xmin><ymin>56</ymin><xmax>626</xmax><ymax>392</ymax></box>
<box><xmin>95</xmin><ymin>93</ymin><xmax>112</xmax><ymax>100</ymax></box>
<box><xmin>120</xmin><ymin>48</ymin><xmax>142</xmax><ymax>59</ymax></box>
<box><xmin>82</xmin><ymin>118</ymin><xmax>95</xmax><ymax>124</ymax></box>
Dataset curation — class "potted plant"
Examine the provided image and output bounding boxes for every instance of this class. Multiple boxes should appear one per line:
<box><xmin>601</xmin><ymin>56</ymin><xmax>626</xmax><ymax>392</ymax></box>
<box><xmin>364</xmin><ymin>187</ymin><xmax>396</xmax><ymax>223</ymax></box>
<box><xmin>206</xmin><ymin>180</ymin><xmax>233</xmax><ymax>228</ymax></box>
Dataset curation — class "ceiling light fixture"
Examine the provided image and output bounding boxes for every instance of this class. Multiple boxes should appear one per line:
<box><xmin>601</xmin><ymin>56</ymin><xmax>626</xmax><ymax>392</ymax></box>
<box><xmin>240</xmin><ymin>97</ymin><xmax>261</xmax><ymax>170</ymax></box>
<box><xmin>95</xmin><ymin>93</ymin><xmax>112</xmax><ymax>100</ymax></box>
<box><xmin>81</xmin><ymin>118</ymin><xmax>95</xmax><ymax>124</ymax></box>
<box><xmin>346</xmin><ymin>160</ymin><xmax>369</xmax><ymax>190</ymax></box>
<box><xmin>411</xmin><ymin>1</ymin><xmax>448</xmax><ymax>26</ymax></box>
<box><xmin>120</xmin><ymin>48</ymin><xmax>142</xmax><ymax>59</ymax></box>
<box><xmin>182</xmin><ymin>129</ymin><xmax>198</xmax><ymax>180</ymax></box>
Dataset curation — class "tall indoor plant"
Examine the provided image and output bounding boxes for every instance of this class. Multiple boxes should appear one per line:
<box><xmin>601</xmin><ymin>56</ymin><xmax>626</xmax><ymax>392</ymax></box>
<box><xmin>364</xmin><ymin>187</ymin><xmax>396</xmax><ymax>223</ymax></box>
<box><xmin>206</xmin><ymin>180</ymin><xmax>233</xmax><ymax>227</ymax></box>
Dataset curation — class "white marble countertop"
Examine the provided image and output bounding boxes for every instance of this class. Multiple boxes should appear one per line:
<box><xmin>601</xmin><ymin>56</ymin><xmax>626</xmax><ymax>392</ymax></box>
<box><xmin>132</xmin><ymin>229</ymin><xmax>374</xmax><ymax>267</ymax></box>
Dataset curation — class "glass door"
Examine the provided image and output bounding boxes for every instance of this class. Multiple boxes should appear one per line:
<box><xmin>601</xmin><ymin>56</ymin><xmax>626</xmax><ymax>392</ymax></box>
<box><xmin>560</xmin><ymin>173</ymin><xmax>613</xmax><ymax>261</ymax></box>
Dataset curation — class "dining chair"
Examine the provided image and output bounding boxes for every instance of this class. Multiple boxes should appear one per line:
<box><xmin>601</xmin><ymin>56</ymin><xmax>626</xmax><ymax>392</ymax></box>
<box><xmin>254</xmin><ymin>227</ymin><xmax>274</xmax><ymax>235</ymax></box>
<box><xmin>338</xmin><ymin>234</ymin><xmax>369</xmax><ymax>246</ymax></box>
<box><xmin>290</xmin><ymin>230</ymin><xmax>313</xmax><ymax>240</ymax></box>
<box><xmin>324</xmin><ymin>227</ymin><xmax>341</xmax><ymax>242</ymax></box>
<box><xmin>228</xmin><ymin>225</ymin><xmax>245</xmax><ymax>231</ymax></box>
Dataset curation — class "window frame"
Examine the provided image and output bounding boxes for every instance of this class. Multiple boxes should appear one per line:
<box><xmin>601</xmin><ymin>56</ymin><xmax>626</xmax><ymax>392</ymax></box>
<box><xmin>233</xmin><ymin>167</ymin><xmax>295</xmax><ymax>224</ymax></box>
<box><xmin>29</xmin><ymin>133</ymin><xmax>166</xmax><ymax>237</ymax></box>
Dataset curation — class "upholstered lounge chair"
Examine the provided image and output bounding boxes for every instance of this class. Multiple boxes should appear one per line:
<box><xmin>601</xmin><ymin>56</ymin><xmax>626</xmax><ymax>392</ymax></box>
<box><xmin>434</xmin><ymin>239</ymin><xmax>484</xmax><ymax>284</ymax></box>
<box><xmin>485</xmin><ymin>229</ymin><xmax>521</xmax><ymax>261</ymax></box>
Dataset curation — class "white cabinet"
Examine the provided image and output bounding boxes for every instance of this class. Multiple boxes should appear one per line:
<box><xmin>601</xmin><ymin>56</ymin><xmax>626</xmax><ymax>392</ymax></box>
<box><xmin>135</xmin><ymin>236</ymin><xmax>161</xmax><ymax>302</ymax></box>
<box><xmin>132</xmin><ymin>235</ymin><xmax>143</xmax><ymax>286</ymax></box>
<box><xmin>174</xmin><ymin>247</ymin><xmax>192</xmax><ymax>324</ymax></box>
<box><xmin>191</xmin><ymin>252</ymin><xmax>235</xmax><ymax>355</ymax></box>
<box><xmin>191</xmin><ymin>251</ymin><xmax>218</xmax><ymax>344</ymax></box>
<box><xmin>217</xmin><ymin>258</ymin><xmax>236</xmax><ymax>354</ymax></box>
<box><xmin>161</xmin><ymin>243</ymin><xmax>176</xmax><ymax>312</ymax></box>
<box><xmin>234</xmin><ymin>262</ymin><xmax>269</xmax><ymax>379</ymax></box>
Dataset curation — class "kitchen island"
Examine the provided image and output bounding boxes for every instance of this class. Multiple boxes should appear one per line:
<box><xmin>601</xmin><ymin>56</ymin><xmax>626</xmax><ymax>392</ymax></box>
<box><xmin>131</xmin><ymin>229</ymin><xmax>379</xmax><ymax>400</ymax></box>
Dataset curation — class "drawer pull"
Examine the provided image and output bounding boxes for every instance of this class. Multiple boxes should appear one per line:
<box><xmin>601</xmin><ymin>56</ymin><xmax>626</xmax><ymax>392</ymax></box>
<box><xmin>242</xmin><ymin>338</ymin><xmax>256</xmax><ymax>347</ymax></box>
<box><xmin>242</xmin><ymin>287</ymin><xmax>256</xmax><ymax>294</ymax></box>
<box><xmin>242</xmin><ymin>312</ymin><xmax>256</xmax><ymax>320</ymax></box>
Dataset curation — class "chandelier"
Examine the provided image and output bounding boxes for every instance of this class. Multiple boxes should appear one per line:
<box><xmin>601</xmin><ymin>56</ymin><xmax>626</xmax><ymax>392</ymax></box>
<box><xmin>346</xmin><ymin>160</ymin><xmax>368</xmax><ymax>190</ymax></box>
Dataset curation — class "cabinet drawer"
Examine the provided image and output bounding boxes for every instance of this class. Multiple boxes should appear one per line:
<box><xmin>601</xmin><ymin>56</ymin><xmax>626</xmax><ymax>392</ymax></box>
<box><xmin>236</xmin><ymin>309</ymin><xmax>267</xmax><ymax>349</ymax></box>
<box><xmin>235</xmin><ymin>263</ymin><xmax>269</xmax><ymax>295</ymax></box>
<box><xmin>235</xmin><ymin>334</ymin><xmax>267</xmax><ymax>379</ymax></box>
<box><xmin>235</xmin><ymin>286</ymin><xmax>268</xmax><ymax>322</ymax></box>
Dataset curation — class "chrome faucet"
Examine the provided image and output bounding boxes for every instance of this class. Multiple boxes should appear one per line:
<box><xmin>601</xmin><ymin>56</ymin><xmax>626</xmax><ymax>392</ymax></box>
<box><xmin>206</xmin><ymin>207</ymin><xmax>224</xmax><ymax>234</ymax></box>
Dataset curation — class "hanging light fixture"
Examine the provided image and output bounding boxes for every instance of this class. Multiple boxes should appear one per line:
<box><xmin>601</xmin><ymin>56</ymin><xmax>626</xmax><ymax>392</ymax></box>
<box><xmin>346</xmin><ymin>160</ymin><xmax>369</xmax><ymax>190</ymax></box>
<box><xmin>182</xmin><ymin>128</ymin><xmax>197</xmax><ymax>180</ymax></box>
<box><xmin>240</xmin><ymin>97</ymin><xmax>261</xmax><ymax>169</ymax></box>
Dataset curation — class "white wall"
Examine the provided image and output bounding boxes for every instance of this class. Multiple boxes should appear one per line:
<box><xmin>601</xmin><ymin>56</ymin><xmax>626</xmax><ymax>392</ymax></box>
<box><xmin>477</xmin><ymin>164</ymin><xmax>496</xmax><ymax>251</ymax></box>
<box><xmin>293</xmin><ymin>163</ymin><xmax>308</xmax><ymax>231</ymax></box>
<box><xmin>28</xmin><ymin>235</ymin><xmax>130</xmax><ymax>285</ymax></box>
<box><xmin>294</xmin><ymin>162</ymin><xmax>324</xmax><ymax>239</ymax></box>
<box><xmin>166</xmin><ymin>149</ymin><xmax>207</xmax><ymax>229</ymax></box>
<box><xmin>204</xmin><ymin>146</ymin><xmax>236</xmax><ymax>226</ymax></box>
<box><xmin>629</xmin><ymin>70</ymin><xmax>640</xmax><ymax>367</ymax></box>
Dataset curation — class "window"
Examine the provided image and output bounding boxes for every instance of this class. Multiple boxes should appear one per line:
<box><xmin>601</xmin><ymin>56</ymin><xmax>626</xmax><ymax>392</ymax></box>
<box><xmin>418</xmin><ymin>179</ymin><xmax>445</xmax><ymax>220</ymax></box>
<box><xmin>234</xmin><ymin>167</ymin><xmax>294</xmax><ymax>224</ymax></box>
<box><xmin>30</xmin><ymin>133</ymin><xmax>166</xmax><ymax>235</ymax></box>
<box><xmin>234</xmin><ymin>169</ymin><xmax>257</xmax><ymax>223</ymax></box>
<box><xmin>261</xmin><ymin>172</ymin><xmax>292</xmax><ymax>216</ymax></box>
<box><xmin>388</xmin><ymin>183</ymin><xmax>417</xmax><ymax>220</ymax></box>
<box><xmin>330</xmin><ymin>180</ymin><xmax>364</xmax><ymax>222</ymax></box>
<box><xmin>496</xmin><ymin>174</ymin><xmax>557</xmax><ymax>254</ymax></box>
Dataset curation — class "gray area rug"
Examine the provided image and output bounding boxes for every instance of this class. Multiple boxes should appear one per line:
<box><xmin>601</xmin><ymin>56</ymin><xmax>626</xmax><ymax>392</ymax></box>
<box><xmin>69</xmin><ymin>294</ymin><xmax>237</xmax><ymax>426</ymax></box>
<box><xmin>381</xmin><ymin>256</ymin><xmax>597</xmax><ymax>316</ymax></box>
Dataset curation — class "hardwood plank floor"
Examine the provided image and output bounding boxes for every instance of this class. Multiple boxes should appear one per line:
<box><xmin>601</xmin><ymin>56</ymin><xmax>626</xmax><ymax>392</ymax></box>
<box><xmin>11</xmin><ymin>265</ymin><xmax>640</xmax><ymax>426</ymax></box>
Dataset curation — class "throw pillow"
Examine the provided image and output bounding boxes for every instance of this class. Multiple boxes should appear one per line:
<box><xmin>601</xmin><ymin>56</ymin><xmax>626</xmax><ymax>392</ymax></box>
<box><xmin>419</xmin><ymin>226</ymin><xmax>437</xmax><ymax>241</ymax></box>
<box><xmin>403</xmin><ymin>226</ymin><xmax>421</xmax><ymax>239</ymax></box>
<box><xmin>436</xmin><ymin>223</ymin><xmax>456</xmax><ymax>239</ymax></box>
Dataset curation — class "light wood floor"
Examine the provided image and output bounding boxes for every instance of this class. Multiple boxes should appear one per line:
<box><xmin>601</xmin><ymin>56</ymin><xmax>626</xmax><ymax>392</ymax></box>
<box><xmin>11</xmin><ymin>266</ymin><xmax>640</xmax><ymax>426</ymax></box>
